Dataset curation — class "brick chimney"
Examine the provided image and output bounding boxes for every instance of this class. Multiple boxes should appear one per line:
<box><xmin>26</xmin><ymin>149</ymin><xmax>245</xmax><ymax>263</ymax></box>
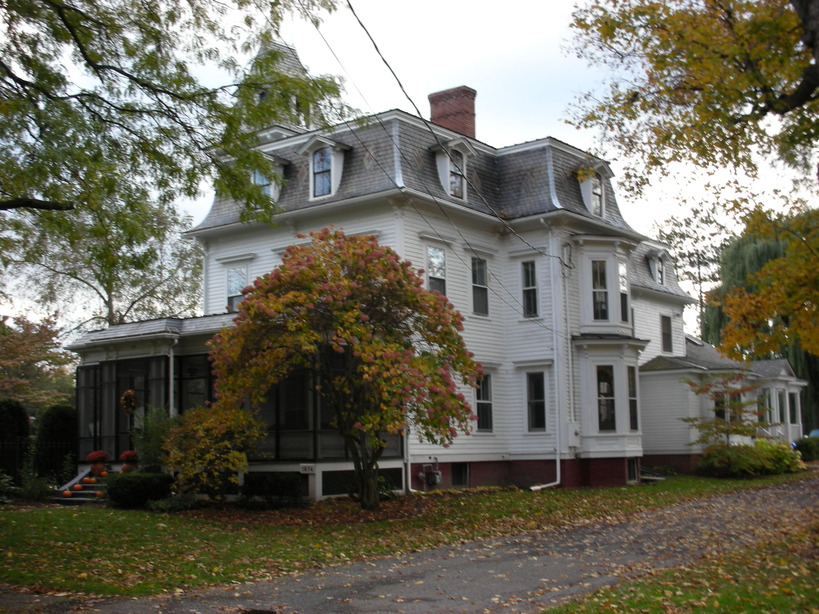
<box><xmin>428</xmin><ymin>86</ymin><xmax>476</xmax><ymax>138</ymax></box>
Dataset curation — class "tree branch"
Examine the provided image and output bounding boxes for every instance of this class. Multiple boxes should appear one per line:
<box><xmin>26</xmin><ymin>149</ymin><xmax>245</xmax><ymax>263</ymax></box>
<box><xmin>0</xmin><ymin>198</ymin><xmax>74</xmax><ymax>211</ymax></box>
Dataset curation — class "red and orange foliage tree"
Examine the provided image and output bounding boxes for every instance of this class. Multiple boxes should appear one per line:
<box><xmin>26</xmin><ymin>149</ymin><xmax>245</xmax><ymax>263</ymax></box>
<box><xmin>209</xmin><ymin>229</ymin><xmax>482</xmax><ymax>510</ymax></box>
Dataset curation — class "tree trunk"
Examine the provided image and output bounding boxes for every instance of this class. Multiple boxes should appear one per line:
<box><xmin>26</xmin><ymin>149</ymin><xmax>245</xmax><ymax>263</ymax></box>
<box><xmin>358</xmin><ymin>465</ymin><xmax>380</xmax><ymax>511</ymax></box>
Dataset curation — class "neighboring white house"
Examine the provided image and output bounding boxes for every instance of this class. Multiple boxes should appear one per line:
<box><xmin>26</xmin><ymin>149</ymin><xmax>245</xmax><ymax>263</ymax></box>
<box><xmin>640</xmin><ymin>336</ymin><xmax>807</xmax><ymax>472</ymax></box>
<box><xmin>67</xmin><ymin>43</ymin><xmax>806</xmax><ymax>499</ymax></box>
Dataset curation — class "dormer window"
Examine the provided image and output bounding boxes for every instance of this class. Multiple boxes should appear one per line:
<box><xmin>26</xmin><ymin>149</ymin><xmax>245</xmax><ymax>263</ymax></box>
<box><xmin>298</xmin><ymin>135</ymin><xmax>349</xmax><ymax>200</ymax></box>
<box><xmin>591</xmin><ymin>174</ymin><xmax>604</xmax><ymax>216</ymax></box>
<box><xmin>432</xmin><ymin>137</ymin><xmax>476</xmax><ymax>200</ymax></box>
<box><xmin>252</xmin><ymin>170</ymin><xmax>271</xmax><ymax>197</ymax></box>
<box><xmin>646</xmin><ymin>249</ymin><xmax>669</xmax><ymax>285</ymax></box>
<box><xmin>313</xmin><ymin>148</ymin><xmax>332</xmax><ymax>197</ymax></box>
<box><xmin>579</xmin><ymin>165</ymin><xmax>610</xmax><ymax>217</ymax></box>
<box><xmin>449</xmin><ymin>150</ymin><xmax>465</xmax><ymax>198</ymax></box>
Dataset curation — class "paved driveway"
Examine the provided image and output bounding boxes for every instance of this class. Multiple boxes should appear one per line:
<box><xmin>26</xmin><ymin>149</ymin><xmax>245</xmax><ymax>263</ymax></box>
<box><xmin>2</xmin><ymin>475</ymin><xmax>817</xmax><ymax>613</ymax></box>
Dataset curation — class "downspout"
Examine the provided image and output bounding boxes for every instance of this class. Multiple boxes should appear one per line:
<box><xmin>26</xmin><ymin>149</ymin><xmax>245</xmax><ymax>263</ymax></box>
<box><xmin>531</xmin><ymin>220</ymin><xmax>562</xmax><ymax>491</ymax></box>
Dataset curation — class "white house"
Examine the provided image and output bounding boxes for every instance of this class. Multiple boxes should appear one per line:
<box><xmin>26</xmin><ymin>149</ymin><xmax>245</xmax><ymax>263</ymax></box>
<box><xmin>68</xmin><ymin>43</ymin><xmax>804</xmax><ymax>499</ymax></box>
<box><xmin>640</xmin><ymin>336</ymin><xmax>807</xmax><ymax>472</ymax></box>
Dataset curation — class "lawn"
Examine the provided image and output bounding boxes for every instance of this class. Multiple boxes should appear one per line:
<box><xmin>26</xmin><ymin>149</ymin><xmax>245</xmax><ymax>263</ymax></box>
<box><xmin>0</xmin><ymin>472</ymin><xmax>812</xmax><ymax>598</ymax></box>
<box><xmin>547</xmin><ymin>512</ymin><xmax>819</xmax><ymax>613</ymax></box>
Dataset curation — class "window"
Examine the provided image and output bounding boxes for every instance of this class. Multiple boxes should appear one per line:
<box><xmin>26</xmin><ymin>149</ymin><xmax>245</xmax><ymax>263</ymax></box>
<box><xmin>449</xmin><ymin>150</ymin><xmax>465</xmax><ymax>198</ymax></box>
<box><xmin>522</xmin><ymin>261</ymin><xmax>538</xmax><ymax>317</ymax></box>
<box><xmin>226</xmin><ymin>266</ymin><xmax>247</xmax><ymax>312</ymax></box>
<box><xmin>476</xmin><ymin>374</ymin><xmax>493</xmax><ymax>432</ymax></box>
<box><xmin>252</xmin><ymin>170</ymin><xmax>271</xmax><ymax>197</ymax></box>
<box><xmin>661</xmin><ymin>315</ymin><xmax>672</xmax><ymax>352</ymax></box>
<box><xmin>628</xmin><ymin>366</ymin><xmax>638</xmax><ymax>431</ymax></box>
<box><xmin>527</xmin><ymin>372</ymin><xmax>546</xmax><ymax>431</ymax></box>
<box><xmin>472</xmin><ymin>257</ymin><xmax>489</xmax><ymax>315</ymax></box>
<box><xmin>759</xmin><ymin>390</ymin><xmax>770</xmax><ymax>422</ymax></box>
<box><xmin>777</xmin><ymin>390</ymin><xmax>786</xmax><ymax>422</ymax></box>
<box><xmin>789</xmin><ymin>392</ymin><xmax>798</xmax><ymax>424</ymax></box>
<box><xmin>427</xmin><ymin>246</ymin><xmax>446</xmax><ymax>295</ymax></box>
<box><xmin>451</xmin><ymin>463</ymin><xmax>469</xmax><ymax>487</ymax></box>
<box><xmin>592</xmin><ymin>260</ymin><xmax>608</xmax><ymax>320</ymax></box>
<box><xmin>597</xmin><ymin>365</ymin><xmax>616</xmax><ymax>431</ymax></box>
<box><xmin>591</xmin><ymin>174</ymin><xmax>604</xmax><ymax>216</ymax></box>
<box><xmin>619</xmin><ymin>262</ymin><xmax>629</xmax><ymax>323</ymax></box>
<box><xmin>312</xmin><ymin>147</ymin><xmax>332</xmax><ymax>197</ymax></box>
<box><xmin>657</xmin><ymin>259</ymin><xmax>665</xmax><ymax>285</ymax></box>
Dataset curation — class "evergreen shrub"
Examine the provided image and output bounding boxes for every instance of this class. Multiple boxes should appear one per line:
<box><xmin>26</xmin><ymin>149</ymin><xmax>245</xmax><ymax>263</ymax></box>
<box><xmin>794</xmin><ymin>436</ymin><xmax>819</xmax><ymax>462</ymax></box>
<box><xmin>106</xmin><ymin>472</ymin><xmax>173</xmax><ymax>508</ymax></box>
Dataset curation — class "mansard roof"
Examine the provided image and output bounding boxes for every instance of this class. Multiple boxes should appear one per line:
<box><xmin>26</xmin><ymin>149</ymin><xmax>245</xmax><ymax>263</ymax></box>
<box><xmin>629</xmin><ymin>241</ymin><xmax>693</xmax><ymax>303</ymax></box>
<box><xmin>191</xmin><ymin>111</ymin><xmax>639</xmax><ymax>236</ymax></box>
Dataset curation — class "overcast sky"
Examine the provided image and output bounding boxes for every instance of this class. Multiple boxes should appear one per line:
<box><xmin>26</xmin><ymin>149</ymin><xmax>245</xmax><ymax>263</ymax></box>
<box><xmin>182</xmin><ymin>1</ymin><xmax>658</xmax><ymax>228</ymax></box>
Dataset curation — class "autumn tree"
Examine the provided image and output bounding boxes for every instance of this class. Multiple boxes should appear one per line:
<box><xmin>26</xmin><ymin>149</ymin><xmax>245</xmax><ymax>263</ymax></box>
<box><xmin>714</xmin><ymin>206</ymin><xmax>819</xmax><ymax>357</ymax></box>
<box><xmin>570</xmin><ymin>0</ymin><xmax>819</xmax><ymax>192</ymax></box>
<box><xmin>209</xmin><ymin>229</ymin><xmax>482</xmax><ymax>510</ymax></box>
<box><xmin>702</xmin><ymin>206</ymin><xmax>819</xmax><ymax>430</ymax></box>
<box><xmin>2</xmin><ymin>199</ymin><xmax>203</xmax><ymax>328</ymax></box>
<box><xmin>0</xmin><ymin>0</ymin><xmax>346</xmax><ymax>218</ymax></box>
<box><xmin>0</xmin><ymin>315</ymin><xmax>73</xmax><ymax>414</ymax></box>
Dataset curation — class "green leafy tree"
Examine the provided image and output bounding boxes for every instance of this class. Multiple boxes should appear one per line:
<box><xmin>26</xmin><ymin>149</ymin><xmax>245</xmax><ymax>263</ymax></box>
<box><xmin>2</xmin><ymin>199</ymin><xmax>203</xmax><ymax>328</ymax></box>
<box><xmin>0</xmin><ymin>315</ymin><xmax>73</xmax><ymax>413</ymax></box>
<box><xmin>209</xmin><ymin>229</ymin><xmax>482</xmax><ymax>510</ymax></box>
<box><xmin>570</xmin><ymin>0</ymin><xmax>819</xmax><ymax>191</ymax></box>
<box><xmin>0</xmin><ymin>0</ymin><xmax>346</xmax><ymax>218</ymax></box>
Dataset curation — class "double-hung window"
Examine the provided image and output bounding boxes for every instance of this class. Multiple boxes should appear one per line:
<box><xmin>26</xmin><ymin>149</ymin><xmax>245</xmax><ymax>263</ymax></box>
<box><xmin>522</xmin><ymin>261</ymin><xmax>538</xmax><ymax>317</ymax></box>
<box><xmin>476</xmin><ymin>374</ymin><xmax>493</xmax><ymax>432</ymax></box>
<box><xmin>313</xmin><ymin>147</ymin><xmax>332</xmax><ymax>197</ymax></box>
<box><xmin>427</xmin><ymin>246</ymin><xmax>446</xmax><ymax>295</ymax></box>
<box><xmin>628</xmin><ymin>366</ymin><xmax>638</xmax><ymax>431</ymax></box>
<box><xmin>592</xmin><ymin>260</ymin><xmax>608</xmax><ymax>320</ymax></box>
<box><xmin>449</xmin><ymin>150</ymin><xmax>465</xmax><ymax>198</ymax></box>
<box><xmin>527</xmin><ymin>372</ymin><xmax>546</xmax><ymax>431</ymax></box>
<box><xmin>661</xmin><ymin>315</ymin><xmax>673</xmax><ymax>352</ymax></box>
<box><xmin>226</xmin><ymin>266</ymin><xmax>247</xmax><ymax>312</ymax></box>
<box><xmin>597</xmin><ymin>365</ymin><xmax>616</xmax><ymax>431</ymax></box>
<box><xmin>619</xmin><ymin>262</ymin><xmax>629</xmax><ymax>323</ymax></box>
<box><xmin>472</xmin><ymin>257</ymin><xmax>489</xmax><ymax>315</ymax></box>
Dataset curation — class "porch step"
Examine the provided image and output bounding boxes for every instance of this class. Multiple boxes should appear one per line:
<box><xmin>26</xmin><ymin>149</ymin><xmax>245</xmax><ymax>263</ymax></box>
<box><xmin>52</xmin><ymin>470</ymin><xmax>109</xmax><ymax>505</ymax></box>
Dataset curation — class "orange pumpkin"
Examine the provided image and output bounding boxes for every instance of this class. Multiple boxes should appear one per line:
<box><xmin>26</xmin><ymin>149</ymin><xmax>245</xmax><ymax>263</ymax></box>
<box><xmin>95</xmin><ymin>491</ymin><xmax>105</xmax><ymax>498</ymax></box>
<box><xmin>62</xmin><ymin>490</ymin><xmax>72</xmax><ymax>497</ymax></box>
<box><xmin>100</xmin><ymin>471</ymin><xmax>108</xmax><ymax>477</ymax></box>
<box><xmin>72</xmin><ymin>484</ymin><xmax>83</xmax><ymax>491</ymax></box>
